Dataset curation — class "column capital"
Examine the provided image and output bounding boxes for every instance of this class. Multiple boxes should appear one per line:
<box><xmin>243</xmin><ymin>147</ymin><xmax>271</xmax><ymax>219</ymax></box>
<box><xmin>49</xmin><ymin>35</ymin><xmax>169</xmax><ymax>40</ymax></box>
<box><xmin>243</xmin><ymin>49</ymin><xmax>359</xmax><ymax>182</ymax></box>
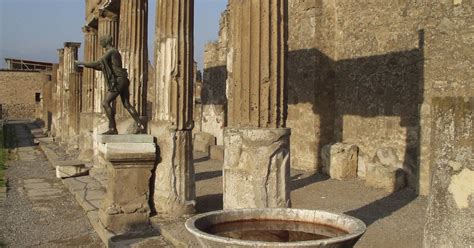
<box><xmin>82</xmin><ymin>25</ymin><xmax>97</xmax><ymax>35</ymax></box>
<box><xmin>98</xmin><ymin>9</ymin><xmax>119</xmax><ymax>21</ymax></box>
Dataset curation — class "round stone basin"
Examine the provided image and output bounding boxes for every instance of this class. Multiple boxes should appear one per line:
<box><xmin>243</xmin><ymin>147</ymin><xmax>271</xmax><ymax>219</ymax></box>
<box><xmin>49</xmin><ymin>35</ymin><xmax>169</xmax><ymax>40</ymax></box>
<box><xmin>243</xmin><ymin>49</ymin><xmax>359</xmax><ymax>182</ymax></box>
<box><xmin>185</xmin><ymin>208</ymin><xmax>366</xmax><ymax>247</ymax></box>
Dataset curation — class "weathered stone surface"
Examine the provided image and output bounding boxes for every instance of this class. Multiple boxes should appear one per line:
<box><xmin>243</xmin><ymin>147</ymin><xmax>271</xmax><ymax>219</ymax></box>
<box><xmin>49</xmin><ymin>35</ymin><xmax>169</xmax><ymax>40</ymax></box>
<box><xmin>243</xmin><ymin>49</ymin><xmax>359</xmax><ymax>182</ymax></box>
<box><xmin>55</xmin><ymin>160</ymin><xmax>89</xmax><ymax>179</ymax></box>
<box><xmin>151</xmin><ymin>122</ymin><xmax>196</xmax><ymax>216</ymax></box>
<box><xmin>149</xmin><ymin>0</ymin><xmax>196</xmax><ymax>217</ymax></box>
<box><xmin>117</xmin><ymin>0</ymin><xmax>148</xmax><ymax>118</ymax></box>
<box><xmin>423</xmin><ymin>97</ymin><xmax>473</xmax><ymax>248</ymax></box>
<box><xmin>0</xmin><ymin>71</ymin><xmax>48</xmax><ymax>120</ymax></box>
<box><xmin>366</xmin><ymin>163</ymin><xmax>406</xmax><ymax>193</ymax></box>
<box><xmin>96</xmin><ymin>134</ymin><xmax>154</xmax><ymax>144</ymax></box>
<box><xmin>223</xmin><ymin>128</ymin><xmax>291</xmax><ymax>209</ymax></box>
<box><xmin>321</xmin><ymin>143</ymin><xmax>358</xmax><ymax>180</ymax></box>
<box><xmin>209</xmin><ymin>145</ymin><xmax>224</xmax><ymax>161</ymax></box>
<box><xmin>227</xmin><ymin>0</ymin><xmax>286</xmax><ymax>129</ymax></box>
<box><xmin>98</xmin><ymin>140</ymin><xmax>155</xmax><ymax>234</ymax></box>
<box><xmin>202</xmin><ymin>9</ymin><xmax>228</xmax><ymax>146</ymax></box>
<box><xmin>193</xmin><ymin>132</ymin><xmax>216</xmax><ymax>153</ymax></box>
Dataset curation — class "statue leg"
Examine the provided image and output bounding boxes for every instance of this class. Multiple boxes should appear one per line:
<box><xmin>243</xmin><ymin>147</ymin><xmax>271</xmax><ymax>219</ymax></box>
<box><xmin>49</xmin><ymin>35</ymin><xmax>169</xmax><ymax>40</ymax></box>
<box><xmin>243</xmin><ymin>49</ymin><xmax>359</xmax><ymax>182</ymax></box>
<box><xmin>102</xmin><ymin>90</ymin><xmax>120</xmax><ymax>134</ymax></box>
<box><xmin>117</xmin><ymin>78</ymin><xmax>145</xmax><ymax>131</ymax></box>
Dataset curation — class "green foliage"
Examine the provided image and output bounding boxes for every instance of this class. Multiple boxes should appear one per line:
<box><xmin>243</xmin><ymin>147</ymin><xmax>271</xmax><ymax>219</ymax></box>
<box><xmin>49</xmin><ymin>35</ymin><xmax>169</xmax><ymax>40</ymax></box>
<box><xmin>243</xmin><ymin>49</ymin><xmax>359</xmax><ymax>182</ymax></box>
<box><xmin>0</xmin><ymin>124</ymin><xmax>15</xmax><ymax>187</ymax></box>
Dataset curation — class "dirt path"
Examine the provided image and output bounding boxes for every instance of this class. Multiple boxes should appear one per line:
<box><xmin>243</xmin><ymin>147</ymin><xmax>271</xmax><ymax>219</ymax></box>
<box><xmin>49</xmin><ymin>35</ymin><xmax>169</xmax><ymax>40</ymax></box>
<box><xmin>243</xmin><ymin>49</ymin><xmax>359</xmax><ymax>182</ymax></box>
<box><xmin>0</xmin><ymin>121</ymin><xmax>103</xmax><ymax>247</ymax></box>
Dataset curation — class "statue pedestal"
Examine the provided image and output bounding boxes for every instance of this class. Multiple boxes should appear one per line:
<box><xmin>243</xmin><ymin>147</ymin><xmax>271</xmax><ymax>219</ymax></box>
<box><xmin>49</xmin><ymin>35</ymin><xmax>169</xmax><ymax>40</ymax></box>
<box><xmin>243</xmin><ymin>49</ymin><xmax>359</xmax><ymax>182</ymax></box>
<box><xmin>97</xmin><ymin>135</ymin><xmax>156</xmax><ymax>234</ymax></box>
<box><xmin>223</xmin><ymin>128</ymin><xmax>291</xmax><ymax>209</ymax></box>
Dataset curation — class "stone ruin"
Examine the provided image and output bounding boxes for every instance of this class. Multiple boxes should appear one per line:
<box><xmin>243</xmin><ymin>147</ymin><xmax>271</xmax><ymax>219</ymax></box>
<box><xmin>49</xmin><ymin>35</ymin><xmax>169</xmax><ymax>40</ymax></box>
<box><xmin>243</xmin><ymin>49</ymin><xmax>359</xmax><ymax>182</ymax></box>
<box><xmin>33</xmin><ymin>0</ymin><xmax>472</xmax><ymax>247</ymax></box>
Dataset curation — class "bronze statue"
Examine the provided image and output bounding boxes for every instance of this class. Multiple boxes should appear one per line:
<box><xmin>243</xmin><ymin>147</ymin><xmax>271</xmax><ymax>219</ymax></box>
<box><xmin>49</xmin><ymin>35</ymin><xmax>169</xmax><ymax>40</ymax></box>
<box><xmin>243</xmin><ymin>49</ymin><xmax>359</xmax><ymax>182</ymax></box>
<box><xmin>76</xmin><ymin>35</ymin><xmax>145</xmax><ymax>135</ymax></box>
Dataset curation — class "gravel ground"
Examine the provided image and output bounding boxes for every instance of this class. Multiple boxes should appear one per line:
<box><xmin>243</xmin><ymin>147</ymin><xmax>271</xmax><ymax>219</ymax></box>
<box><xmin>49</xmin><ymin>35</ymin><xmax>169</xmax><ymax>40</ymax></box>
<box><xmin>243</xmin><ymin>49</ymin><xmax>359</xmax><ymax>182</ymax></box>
<box><xmin>0</xmin><ymin>122</ymin><xmax>103</xmax><ymax>247</ymax></box>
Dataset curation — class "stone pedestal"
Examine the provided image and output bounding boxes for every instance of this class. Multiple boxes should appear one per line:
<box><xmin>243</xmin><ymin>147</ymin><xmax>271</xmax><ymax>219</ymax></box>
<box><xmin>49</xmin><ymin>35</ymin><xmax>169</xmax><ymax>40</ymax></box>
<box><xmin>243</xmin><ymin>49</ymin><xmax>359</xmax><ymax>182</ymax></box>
<box><xmin>223</xmin><ymin>128</ymin><xmax>291</xmax><ymax>209</ymax></box>
<box><xmin>97</xmin><ymin>135</ymin><xmax>155</xmax><ymax>234</ymax></box>
<box><xmin>150</xmin><ymin>121</ymin><xmax>196</xmax><ymax>216</ymax></box>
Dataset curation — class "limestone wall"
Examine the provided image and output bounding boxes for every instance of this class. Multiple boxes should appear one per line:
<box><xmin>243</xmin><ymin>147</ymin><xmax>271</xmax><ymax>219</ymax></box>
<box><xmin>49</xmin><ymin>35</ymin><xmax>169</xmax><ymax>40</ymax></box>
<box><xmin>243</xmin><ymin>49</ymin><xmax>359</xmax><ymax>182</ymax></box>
<box><xmin>287</xmin><ymin>0</ymin><xmax>336</xmax><ymax>171</ymax></box>
<box><xmin>332</xmin><ymin>1</ymin><xmax>473</xmax><ymax>193</ymax></box>
<box><xmin>201</xmin><ymin>0</ymin><xmax>472</xmax><ymax>194</ymax></box>
<box><xmin>0</xmin><ymin>71</ymin><xmax>48</xmax><ymax>120</ymax></box>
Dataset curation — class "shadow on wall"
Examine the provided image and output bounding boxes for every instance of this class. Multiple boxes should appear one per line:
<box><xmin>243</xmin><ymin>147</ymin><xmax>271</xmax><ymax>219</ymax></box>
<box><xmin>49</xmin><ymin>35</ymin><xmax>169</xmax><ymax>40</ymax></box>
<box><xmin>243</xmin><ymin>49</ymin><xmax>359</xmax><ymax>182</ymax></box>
<box><xmin>202</xmin><ymin>66</ymin><xmax>227</xmax><ymax>106</ymax></box>
<box><xmin>287</xmin><ymin>31</ymin><xmax>424</xmax><ymax>225</ymax></box>
<box><xmin>287</xmin><ymin>31</ymin><xmax>424</xmax><ymax>189</ymax></box>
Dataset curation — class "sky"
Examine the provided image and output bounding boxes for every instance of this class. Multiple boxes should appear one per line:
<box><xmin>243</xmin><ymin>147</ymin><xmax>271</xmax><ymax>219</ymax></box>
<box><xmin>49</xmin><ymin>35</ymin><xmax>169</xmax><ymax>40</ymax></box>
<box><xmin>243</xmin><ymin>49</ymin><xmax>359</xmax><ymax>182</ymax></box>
<box><xmin>0</xmin><ymin>0</ymin><xmax>227</xmax><ymax>70</ymax></box>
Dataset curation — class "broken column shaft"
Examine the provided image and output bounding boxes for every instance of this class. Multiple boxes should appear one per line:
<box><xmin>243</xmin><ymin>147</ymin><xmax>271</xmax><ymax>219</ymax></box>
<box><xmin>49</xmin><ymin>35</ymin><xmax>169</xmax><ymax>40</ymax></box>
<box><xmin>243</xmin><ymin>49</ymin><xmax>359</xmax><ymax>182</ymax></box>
<box><xmin>224</xmin><ymin>0</ymin><xmax>290</xmax><ymax>209</ymax></box>
<box><xmin>151</xmin><ymin>0</ymin><xmax>196</xmax><ymax>216</ymax></box>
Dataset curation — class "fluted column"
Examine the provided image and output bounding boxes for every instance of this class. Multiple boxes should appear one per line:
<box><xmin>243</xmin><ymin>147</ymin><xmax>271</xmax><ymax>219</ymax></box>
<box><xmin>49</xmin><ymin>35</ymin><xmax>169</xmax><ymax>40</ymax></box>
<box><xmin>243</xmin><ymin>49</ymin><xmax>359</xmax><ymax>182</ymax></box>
<box><xmin>117</xmin><ymin>0</ymin><xmax>148</xmax><ymax>118</ymax></box>
<box><xmin>227</xmin><ymin>0</ymin><xmax>286</xmax><ymax>129</ymax></box>
<box><xmin>151</xmin><ymin>0</ymin><xmax>195</xmax><ymax>216</ymax></box>
<box><xmin>62</xmin><ymin>42</ymin><xmax>81</xmax><ymax>140</ymax></box>
<box><xmin>55</xmin><ymin>49</ymin><xmax>65</xmax><ymax>139</ymax></box>
<box><xmin>82</xmin><ymin>26</ymin><xmax>97</xmax><ymax>113</ymax></box>
<box><xmin>94</xmin><ymin>11</ymin><xmax>119</xmax><ymax>113</ymax></box>
<box><xmin>224</xmin><ymin>0</ymin><xmax>290</xmax><ymax>209</ymax></box>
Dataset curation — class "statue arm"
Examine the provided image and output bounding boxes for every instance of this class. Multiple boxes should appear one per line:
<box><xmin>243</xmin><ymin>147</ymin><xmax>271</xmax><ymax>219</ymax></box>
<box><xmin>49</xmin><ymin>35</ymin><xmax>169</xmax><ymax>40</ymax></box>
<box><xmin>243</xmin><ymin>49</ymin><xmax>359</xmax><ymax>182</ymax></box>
<box><xmin>75</xmin><ymin>60</ymin><xmax>102</xmax><ymax>70</ymax></box>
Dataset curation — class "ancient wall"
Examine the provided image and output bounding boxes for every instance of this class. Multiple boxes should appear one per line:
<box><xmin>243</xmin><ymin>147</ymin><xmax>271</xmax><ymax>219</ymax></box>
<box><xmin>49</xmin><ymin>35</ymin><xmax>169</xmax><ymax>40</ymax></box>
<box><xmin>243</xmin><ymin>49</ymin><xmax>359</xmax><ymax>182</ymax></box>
<box><xmin>421</xmin><ymin>1</ymin><xmax>473</xmax><ymax>195</ymax></box>
<box><xmin>201</xmin><ymin>11</ymin><xmax>230</xmax><ymax>145</ymax></box>
<box><xmin>201</xmin><ymin>10</ymin><xmax>229</xmax><ymax>145</ymax></box>
<box><xmin>0</xmin><ymin>71</ymin><xmax>48</xmax><ymax>120</ymax></box>
<box><xmin>332</xmin><ymin>1</ymin><xmax>473</xmax><ymax>193</ymax></box>
<box><xmin>287</xmin><ymin>0</ymin><xmax>336</xmax><ymax>171</ymax></box>
<box><xmin>201</xmin><ymin>0</ymin><xmax>472</xmax><ymax>194</ymax></box>
<box><xmin>332</xmin><ymin>2</ymin><xmax>426</xmax><ymax>190</ymax></box>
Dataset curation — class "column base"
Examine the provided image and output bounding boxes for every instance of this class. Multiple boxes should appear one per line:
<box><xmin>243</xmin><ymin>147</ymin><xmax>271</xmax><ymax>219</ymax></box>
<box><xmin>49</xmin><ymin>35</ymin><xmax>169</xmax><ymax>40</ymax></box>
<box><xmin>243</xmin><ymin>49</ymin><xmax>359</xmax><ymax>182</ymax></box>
<box><xmin>150</xmin><ymin>121</ymin><xmax>196</xmax><ymax>217</ymax></box>
<box><xmin>223</xmin><ymin>127</ymin><xmax>291</xmax><ymax>210</ymax></box>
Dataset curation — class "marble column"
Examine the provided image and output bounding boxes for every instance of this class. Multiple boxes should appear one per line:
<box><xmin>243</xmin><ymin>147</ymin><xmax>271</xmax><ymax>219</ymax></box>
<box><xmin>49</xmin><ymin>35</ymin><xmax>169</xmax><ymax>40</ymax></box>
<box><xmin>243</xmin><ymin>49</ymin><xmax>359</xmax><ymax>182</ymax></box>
<box><xmin>117</xmin><ymin>0</ymin><xmax>148</xmax><ymax>118</ymax></box>
<box><xmin>151</xmin><ymin>0</ymin><xmax>195</xmax><ymax>216</ymax></box>
<box><xmin>224</xmin><ymin>0</ymin><xmax>290</xmax><ymax>209</ymax></box>
<box><xmin>82</xmin><ymin>26</ymin><xmax>97</xmax><ymax>113</ymax></box>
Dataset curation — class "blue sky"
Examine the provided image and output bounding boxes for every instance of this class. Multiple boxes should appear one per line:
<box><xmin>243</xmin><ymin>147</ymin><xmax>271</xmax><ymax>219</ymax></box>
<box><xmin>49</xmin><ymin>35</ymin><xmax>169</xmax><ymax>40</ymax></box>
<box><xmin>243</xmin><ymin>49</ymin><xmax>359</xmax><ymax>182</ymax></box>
<box><xmin>0</xmin><ymin>0</ymin><xmax>227</xmax><ymax>70</ymax></box>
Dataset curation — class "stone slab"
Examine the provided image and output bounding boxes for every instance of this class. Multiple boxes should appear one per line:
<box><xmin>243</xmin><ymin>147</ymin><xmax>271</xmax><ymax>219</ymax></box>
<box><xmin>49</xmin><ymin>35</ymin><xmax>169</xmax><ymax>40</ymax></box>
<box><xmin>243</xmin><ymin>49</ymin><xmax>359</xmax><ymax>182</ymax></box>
<box><xmin>100</xmin><ymin>143</ymin><xmax>156</xmax><ymax>163</ymax></box>
<box><xmin>96</xmin><ymin>134</ymin><xmax>154</xmax><ymax>144</ymax></box>
<box><xmin>151</xmin><ymin>217</ymin><xmax>200</xmax><ymax>248</ymax></box>
<box><xmin>55</xmin><ymin>161</ymin><xmax>89</xmax><ymax>179</ymax></box>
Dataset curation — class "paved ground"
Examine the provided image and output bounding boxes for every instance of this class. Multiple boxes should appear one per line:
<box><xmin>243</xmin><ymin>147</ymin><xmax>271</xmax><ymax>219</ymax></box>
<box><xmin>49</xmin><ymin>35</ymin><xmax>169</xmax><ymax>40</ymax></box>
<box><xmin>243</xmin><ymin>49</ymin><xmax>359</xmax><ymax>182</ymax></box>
<box><xmin>0</xmin><ymin>122</ymin><xmax>103</xmax><ymax>247</ymax></box>
<box><xmin>0</xmin><ymin>120</ymin><xmax>427</xmax><ymax>247</ymax></box>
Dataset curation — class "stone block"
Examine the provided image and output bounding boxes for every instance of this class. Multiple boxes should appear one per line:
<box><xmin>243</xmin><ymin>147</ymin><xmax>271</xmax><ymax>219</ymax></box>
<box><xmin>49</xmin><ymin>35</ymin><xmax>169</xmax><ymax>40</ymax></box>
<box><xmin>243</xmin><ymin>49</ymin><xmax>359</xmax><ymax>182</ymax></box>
<box><xmin>321</xmin><ymin>143</ymin><xmax>358</xmax><ymax>180</ymax></box>
<box><xmin>55</xmin><ymin>160</ymin><xmax>89</xmax><ymax>179</ymax></box>
<box><xmin>209</xmin><ymin>145</ymin><xmax>224</xmax><ymax>161</ymax></box>
<box><xmin>101</xmin><ymin>143</ymin><xmax>156</xmax><ymax>163</ymax></box>
<box><xmin>193</xmin><ymin>132</ymin><xmax>216</xmax><ymax>153</ymax></box>
<box><xmin>365</xmin><ymin>163</ymin><xmax>406</xmax><ymax>193</ymax></box>
<box><xmin>96</xmin><ymin>134</ymin><xmax>154</xmax><ymax>144</ymax></box>
<box><xmin>223</xmin><ymin>128</ymin><xmax>291</xmax><ymax>209</ymax></box>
